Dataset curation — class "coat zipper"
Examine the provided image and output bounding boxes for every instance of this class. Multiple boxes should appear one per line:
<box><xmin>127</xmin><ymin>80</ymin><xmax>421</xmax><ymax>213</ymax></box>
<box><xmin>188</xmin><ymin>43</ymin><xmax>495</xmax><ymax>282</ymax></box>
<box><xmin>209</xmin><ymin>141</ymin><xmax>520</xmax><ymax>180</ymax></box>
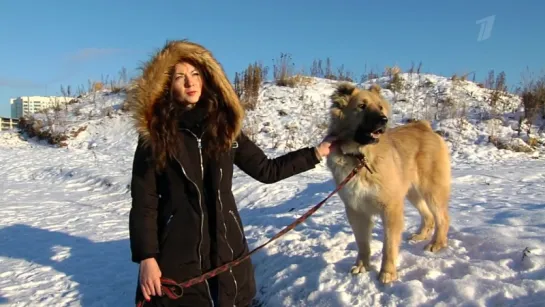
<box><xmin>176</xmin><ymin>129</ymin><xmax>214</xmax><ymax>306</ymax></box>
<box><xmin>182</xmin><ymin>129</ymin><xmax>205</xmax><ymax>177</ymax></box>
<box><xmin>218</xmin><ymin>168</ymin><xmax>238</xmax><ymax>306</ymax></box>
<box><xmin>229</xmin><ymin>210</ymin><xmax>244</xmax><ymax>238</ymax></box>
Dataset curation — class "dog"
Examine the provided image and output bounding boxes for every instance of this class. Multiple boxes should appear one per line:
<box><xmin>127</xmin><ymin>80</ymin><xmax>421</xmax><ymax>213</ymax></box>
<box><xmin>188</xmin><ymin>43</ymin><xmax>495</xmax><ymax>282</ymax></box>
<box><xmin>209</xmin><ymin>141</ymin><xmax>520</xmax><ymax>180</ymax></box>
<box><xmin>325</xmin><ymin>82</ymin><xmax>451</xmax><ymax>284</ymax></box>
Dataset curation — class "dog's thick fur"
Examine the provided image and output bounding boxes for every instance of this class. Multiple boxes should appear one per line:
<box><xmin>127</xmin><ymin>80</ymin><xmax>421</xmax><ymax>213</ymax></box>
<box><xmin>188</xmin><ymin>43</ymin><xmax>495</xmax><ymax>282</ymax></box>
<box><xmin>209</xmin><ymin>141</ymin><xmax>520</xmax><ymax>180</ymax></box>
<box><xmin>325</xmin><ymin>82</ymin><xmax>452</xmax><ymax>284</ymax></box>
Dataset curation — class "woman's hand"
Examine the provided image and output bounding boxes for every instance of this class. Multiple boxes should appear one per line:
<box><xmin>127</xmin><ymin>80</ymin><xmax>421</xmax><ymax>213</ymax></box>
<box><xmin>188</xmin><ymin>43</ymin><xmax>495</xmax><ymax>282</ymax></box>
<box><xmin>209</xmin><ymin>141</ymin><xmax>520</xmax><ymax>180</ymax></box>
<box><xmin>139</xmin><ymin>257</ymin><xmax>162</xmax><ymax>301</ymax></box>
<box><xmin>315</xmin><ymin>135</ymin><xmax>338</xmax><ymax>158</ymax></box>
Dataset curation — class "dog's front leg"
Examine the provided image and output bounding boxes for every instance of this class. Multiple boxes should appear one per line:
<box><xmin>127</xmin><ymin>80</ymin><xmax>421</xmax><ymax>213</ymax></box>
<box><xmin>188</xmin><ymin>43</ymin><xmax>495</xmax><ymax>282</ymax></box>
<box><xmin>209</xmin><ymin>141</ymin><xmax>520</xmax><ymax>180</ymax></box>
<box><xmin>346</xmin><ymin>205</ymin><xmax>373</xmax><ymax>274</ymax></box>
<box><xmin>379</xmin><ymin>203</ymin><xmax>404</xmax><ymax>284</ymax></box>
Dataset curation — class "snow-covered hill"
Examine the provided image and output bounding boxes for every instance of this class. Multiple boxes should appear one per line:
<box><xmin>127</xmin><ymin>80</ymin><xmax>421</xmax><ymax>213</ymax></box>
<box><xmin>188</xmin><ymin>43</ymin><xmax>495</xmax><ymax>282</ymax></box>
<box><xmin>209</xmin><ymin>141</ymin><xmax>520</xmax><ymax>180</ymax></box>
<box><xmin>242</xmin><ymin>74</ymin><xmax>540</xmax><ymax>164</ymax></box>
<box><xmin>1</xmin><ymin>74</ymin><xmax>544</xmax><ymax>306</ymax></box>
<box><xmin>16</xmin><ymin>73</ymin><xmax>544</xmax><ymax>163</ymax></box>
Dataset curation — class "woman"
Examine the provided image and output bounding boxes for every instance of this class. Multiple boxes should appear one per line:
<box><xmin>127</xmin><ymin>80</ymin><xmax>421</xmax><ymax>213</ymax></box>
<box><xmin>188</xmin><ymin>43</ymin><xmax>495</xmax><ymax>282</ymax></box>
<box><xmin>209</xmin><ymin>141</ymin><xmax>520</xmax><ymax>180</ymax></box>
<box><xmin>127</xmin><ymin>40</ymin><xmax>335</xmax><ymax>307</ymax></box>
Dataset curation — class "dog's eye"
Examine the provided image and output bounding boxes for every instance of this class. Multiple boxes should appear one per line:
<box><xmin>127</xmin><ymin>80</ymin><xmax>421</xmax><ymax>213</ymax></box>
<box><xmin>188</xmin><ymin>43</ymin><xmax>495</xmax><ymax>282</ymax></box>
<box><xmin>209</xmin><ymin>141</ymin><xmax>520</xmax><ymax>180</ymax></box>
<box><xmin>358</xmin><ymin>102</ymin><xmax>366</xmax><ymax>109</ymax></box>
<box><xmin>379</xmin><ymin>105</ymin><xmax>383</xmax><ymax>111</ymax></box>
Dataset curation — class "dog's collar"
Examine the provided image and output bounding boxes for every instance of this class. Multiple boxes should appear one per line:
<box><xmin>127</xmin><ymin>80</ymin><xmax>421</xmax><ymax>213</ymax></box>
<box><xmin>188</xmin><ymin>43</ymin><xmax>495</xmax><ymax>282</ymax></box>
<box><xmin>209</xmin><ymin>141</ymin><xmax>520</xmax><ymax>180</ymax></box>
<box><xmin>345</xmin><ymin>152</ymin><xmax>374</xmax><ymax>174</ymax></box>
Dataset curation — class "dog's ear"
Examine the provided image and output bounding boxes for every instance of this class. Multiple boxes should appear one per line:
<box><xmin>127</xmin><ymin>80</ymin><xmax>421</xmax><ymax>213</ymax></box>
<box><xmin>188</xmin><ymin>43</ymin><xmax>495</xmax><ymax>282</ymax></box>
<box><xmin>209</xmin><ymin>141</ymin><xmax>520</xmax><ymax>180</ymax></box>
<box><xmin>331</xmin><ymin>82</ymin><xmax>357</xmax><ymax>109</ymax></box>
<box><xmin>369</xmin><ymin>83</ymin><xmax>382</xmax><ymax>95</ymax></box>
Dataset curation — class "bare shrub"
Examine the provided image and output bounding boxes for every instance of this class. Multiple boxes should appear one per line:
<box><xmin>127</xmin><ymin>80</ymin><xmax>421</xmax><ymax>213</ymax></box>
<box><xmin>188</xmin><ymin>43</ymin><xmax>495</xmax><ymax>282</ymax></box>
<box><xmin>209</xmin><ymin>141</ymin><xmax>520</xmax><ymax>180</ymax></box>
<box><xmin>309</xmin><ymin>57</ymin><xmax>353</xmax><ymax>81</ymax></box>
<box><xmin>76</xmin><ymin>85</ymin><xmax>86</xmax><ymax>97</ymax></box>
<box><xmin>273</xmin><ymin>53</ymin><xmax>296</xmax><ymax>86</ymax></box>
<box><xmin>110</xmin><ymin>80</ymin><xmax>124</xmax><ymax>94</ymax></box>
<box><xmin>324</xmin><ymin>58</ymin><xmax>335</xmax><ymax>80</ymax></box>
<box><xmin>387</xmin><ymin>71</ymin><xmax>404</xmax><ymax>96</ymax></box>
<box><xmin>519</xmin><ymin>69</ymin><xmax>545</xmax><ymax>135</ymax></box>
<box><xmin>108</xmin><ymin>67</ymin><xmax>130</xmax><ymax>93</ymax></box>
<box><xmin>407</xmin><ymin>61</ymin><xmax>423</xmax><ymax>75</ymax></box>
<box><xmin>234</xmin><ymin>61</ymin><xmax>267</xmax><ymax>110</ymax></box>
<box><xmin>488</xmin><ymin>71</ymin><xmax>508</xmax><ymax>114</ymax></box>
<box><xmin>360</xmin><ymin>68</ymin><xmax>379</xmax><ymax>84</ymax></box>
<box><xmin>336</xmin><ymin>64</ymin><xmax>354</xmax><ymax>82</ymax></box>
<box><xmin>18</xmin><ymin>114</ymin><xmax>70</xmax><ymax>147</ymax></box>
<box><xmin>310</xmin><ymin>59</ymin><xmax>324</xmax><ymax>78</ymax></box>
<box><xmin>60</xmin><ymin>84</ymin><xmax>72</xmax><ymax>112</ymax></box>
<box><xmin>384</xmin><ymin>65</ymin><xmax>401</xmax><ymax>77</ymax></box>
<box><xmin>483</xmin><ymin>69</ymin><xmax>499</xmax><ymax>89</ymax></box>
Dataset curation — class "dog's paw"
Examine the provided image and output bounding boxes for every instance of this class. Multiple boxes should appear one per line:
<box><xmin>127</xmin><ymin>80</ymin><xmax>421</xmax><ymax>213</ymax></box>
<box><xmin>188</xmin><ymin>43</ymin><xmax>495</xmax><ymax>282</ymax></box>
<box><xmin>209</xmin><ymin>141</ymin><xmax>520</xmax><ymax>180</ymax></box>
<box><xmin>350</xmin><ymin>258</ymin><xmax>371</xmax><ymax>275</ymax></box>
<box><xmin>378</xmin><ymin>271</ymin><xmax>397</xmax><ymax>284</ymax></box>
<box><xmin>408</xmin><ymin>232</ymin><xmax>431</xmax><ymax>242</ymax></box>
<box><xmin>350</xmin><ymin>266</ymin><xmax>364</xmax><ymax>275</ymax></box>
<box><xmin>424</xmin><ymin>240</ymin><xmax>447</xmax><ymax>252</ymax></box>
<box><xmin>350</xmin><ymin>263</ymin><xmax>370</xmax><ymax>275</ymax></box>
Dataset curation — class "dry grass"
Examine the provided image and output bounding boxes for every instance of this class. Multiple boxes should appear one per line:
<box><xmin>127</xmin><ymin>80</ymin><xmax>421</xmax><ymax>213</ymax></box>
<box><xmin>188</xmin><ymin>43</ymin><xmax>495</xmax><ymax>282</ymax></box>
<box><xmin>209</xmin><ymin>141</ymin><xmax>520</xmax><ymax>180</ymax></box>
<box><xmin>273</xmin><ymin>53</ymin><xmax>296</xmax><ymax>87</ymax></box>
<box><xmin>92</xmin><ymin>81</ymin><xmax>104</xmax><ymax>92</ymax></box>
<box><xmin>407</xmin><ymin>61</ymin><xmax>423</xmax><ymax>75</ymax></box>
<box><xmin>489</xmin><ymin>135</ymin><xmax>534</xmax><ymax>153</ymax></box>
<box><xmin>234</xmin><ymin>61</ymin><xmax>268</xmax><ymax>110</ymax></box>
<box><xmin>387</xmin><ymin>71</ymin><xmax>404</xmax><ymax>93</ymax></box>
<box><xmin>271</xmin><ymin>53</ymin><xmax>320</xmax><ymax>88</ymax></box>
<box><xmin>289</xmin><ymin>74</ymin><xmax>315</xmax><ymax>86</ymax></box>
<box><xmin>488</xmin><ymin>71</ymin><xmax>509</xmax><ymax>113</ymax></box>
<box><xmin>519</xmin><ymin>69</ymin><xmax>545</xmax><ymax>134</ymax></box>
<box><xmin>17</xmin><ymin>115</ymin><xmax>75</xmax><ymax>147</ymax></box>
<box><xmin>309</xmin><ymin>57</ymin><xmax>354</xmax><ymax>81</ymax></box>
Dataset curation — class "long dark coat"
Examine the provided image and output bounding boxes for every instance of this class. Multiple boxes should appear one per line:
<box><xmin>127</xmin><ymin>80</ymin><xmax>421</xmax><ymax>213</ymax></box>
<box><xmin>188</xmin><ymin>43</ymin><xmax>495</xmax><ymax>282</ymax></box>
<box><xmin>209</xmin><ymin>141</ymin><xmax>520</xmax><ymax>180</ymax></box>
<box><xmin>127</xmin><ymin>40</ymin><xmax>322</xmax><ymax>307</ymax></box>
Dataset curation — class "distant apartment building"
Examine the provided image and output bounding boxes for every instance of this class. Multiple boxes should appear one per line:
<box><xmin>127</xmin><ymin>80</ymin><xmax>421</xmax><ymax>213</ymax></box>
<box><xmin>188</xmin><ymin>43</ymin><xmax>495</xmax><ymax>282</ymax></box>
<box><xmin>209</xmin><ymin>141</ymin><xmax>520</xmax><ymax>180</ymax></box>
<box><xmin>10</xmin><ymin>96</ymin><xmax>68</xmax><ymax>118</ymax></box>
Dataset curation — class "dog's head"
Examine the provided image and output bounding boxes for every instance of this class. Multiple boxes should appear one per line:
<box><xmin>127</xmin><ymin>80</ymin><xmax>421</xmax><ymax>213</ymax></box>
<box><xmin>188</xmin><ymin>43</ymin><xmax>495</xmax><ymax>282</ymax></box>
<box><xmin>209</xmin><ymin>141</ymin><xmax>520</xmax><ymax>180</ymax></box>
<box><xmin>328</xmin><ymin>82</ymin><xmax>391</xmax><ymax>146</ymax></box>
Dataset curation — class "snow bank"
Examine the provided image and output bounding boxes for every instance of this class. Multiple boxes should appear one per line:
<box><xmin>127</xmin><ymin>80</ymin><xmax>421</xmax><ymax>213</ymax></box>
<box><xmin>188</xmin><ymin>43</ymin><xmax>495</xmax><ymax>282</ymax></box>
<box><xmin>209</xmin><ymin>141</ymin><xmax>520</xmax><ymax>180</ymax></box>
<box><xmin>1</xmin><ymin>73</ymin><xmax>544</xmax><ymax>306</ymax></box>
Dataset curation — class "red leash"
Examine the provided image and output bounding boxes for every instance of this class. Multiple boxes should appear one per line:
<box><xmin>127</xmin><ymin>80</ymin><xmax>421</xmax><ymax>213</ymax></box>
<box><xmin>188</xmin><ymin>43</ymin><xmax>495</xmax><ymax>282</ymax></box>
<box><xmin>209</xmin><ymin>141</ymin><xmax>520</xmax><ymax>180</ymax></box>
<box><xmin>137</xmin><ymin>155</ymin><xmax>369</xmax><ymax>305</ymax></box>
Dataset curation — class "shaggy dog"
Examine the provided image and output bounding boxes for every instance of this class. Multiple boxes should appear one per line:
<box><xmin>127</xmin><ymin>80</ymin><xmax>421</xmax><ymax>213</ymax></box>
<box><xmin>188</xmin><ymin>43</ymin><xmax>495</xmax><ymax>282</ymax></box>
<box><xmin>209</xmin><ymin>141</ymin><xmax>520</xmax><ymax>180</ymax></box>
<box><xmin>325</xmin><ymin>82</ymin><xmax>452</xmax><ymax>284</ymax></box>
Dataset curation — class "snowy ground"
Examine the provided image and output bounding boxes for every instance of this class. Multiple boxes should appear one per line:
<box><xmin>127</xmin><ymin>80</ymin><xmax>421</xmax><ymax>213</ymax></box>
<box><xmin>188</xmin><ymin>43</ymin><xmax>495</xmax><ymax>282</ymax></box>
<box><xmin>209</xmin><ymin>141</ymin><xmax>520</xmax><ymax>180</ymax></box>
<box><xmin>1</xmin><ymin>75</ymin><xmax>545</xmax><ymax>306</ymax></box>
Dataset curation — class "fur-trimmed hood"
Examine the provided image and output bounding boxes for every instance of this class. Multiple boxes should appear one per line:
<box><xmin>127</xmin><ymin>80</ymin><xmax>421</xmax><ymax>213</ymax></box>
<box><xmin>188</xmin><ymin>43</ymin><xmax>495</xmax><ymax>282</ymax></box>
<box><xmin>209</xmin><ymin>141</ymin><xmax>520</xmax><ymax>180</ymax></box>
<box><xmin>126</xmin><ymin>40</ymin><xmax>245</xmax><ymax>169</ymax></box>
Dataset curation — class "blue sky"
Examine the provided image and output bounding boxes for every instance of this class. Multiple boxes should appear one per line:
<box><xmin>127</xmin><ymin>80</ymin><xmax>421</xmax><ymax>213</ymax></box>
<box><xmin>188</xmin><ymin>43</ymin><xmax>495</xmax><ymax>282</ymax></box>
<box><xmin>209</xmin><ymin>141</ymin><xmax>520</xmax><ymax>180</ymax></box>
<box><xmin>1</xmin><ymin>0</ymin><xmax>543</xmax><ymax>117</ymax></box>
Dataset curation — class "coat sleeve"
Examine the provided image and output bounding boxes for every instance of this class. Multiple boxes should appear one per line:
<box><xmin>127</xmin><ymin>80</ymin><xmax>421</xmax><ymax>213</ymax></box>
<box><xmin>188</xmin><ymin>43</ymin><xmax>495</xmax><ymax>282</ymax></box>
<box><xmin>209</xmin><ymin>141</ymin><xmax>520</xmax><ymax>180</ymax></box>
<box><xmin>234</xmin><ymin>132</ymin><xmax>321</xmax><ymax>184</ymax></box>
<box><xmin>129</xmin><ymin>136</ymin><xmax>160</xmax><ymax>263</ymax></box>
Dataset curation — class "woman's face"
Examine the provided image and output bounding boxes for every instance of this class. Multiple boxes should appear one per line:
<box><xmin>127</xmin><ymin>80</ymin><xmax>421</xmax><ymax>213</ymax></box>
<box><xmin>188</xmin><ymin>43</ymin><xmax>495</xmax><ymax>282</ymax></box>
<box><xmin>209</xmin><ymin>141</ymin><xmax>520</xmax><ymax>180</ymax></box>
<box><xmin>171</xmin><ymin>61</ymin><xmax>203</xmax><ymax>105</ymax></box>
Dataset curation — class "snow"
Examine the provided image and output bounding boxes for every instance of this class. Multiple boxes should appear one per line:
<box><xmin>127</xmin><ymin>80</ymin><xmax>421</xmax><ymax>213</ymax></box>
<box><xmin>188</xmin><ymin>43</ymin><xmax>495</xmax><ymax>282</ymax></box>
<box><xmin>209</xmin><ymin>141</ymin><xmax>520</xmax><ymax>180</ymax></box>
<box><xmin>1</xmin><ymin>74</ymin><xmax>545</xmax><ymax>306</ymax></box>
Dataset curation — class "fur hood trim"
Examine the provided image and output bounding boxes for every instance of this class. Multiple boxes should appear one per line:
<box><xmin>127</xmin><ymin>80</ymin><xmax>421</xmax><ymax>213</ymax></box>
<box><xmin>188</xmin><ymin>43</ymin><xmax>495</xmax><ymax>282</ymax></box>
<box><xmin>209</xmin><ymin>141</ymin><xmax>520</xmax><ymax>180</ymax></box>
<box><xmin>126</xmin><ymin>40</ymin><xmax>244</xmax><ymax>160</ymax></box>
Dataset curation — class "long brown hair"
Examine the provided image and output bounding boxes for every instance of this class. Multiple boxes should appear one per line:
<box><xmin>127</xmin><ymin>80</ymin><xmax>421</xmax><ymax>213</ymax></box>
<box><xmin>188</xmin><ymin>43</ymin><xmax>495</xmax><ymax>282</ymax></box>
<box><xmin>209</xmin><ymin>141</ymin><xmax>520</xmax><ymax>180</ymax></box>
<box><xmin>148</xmin><ymin>60</ymin><xmax>235</xmax><ymax>170</ymax></box>
<box><xmin>128</xmin><ymin>40</ymin><xmax>245</xmax><ymax>173</ymax></box>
